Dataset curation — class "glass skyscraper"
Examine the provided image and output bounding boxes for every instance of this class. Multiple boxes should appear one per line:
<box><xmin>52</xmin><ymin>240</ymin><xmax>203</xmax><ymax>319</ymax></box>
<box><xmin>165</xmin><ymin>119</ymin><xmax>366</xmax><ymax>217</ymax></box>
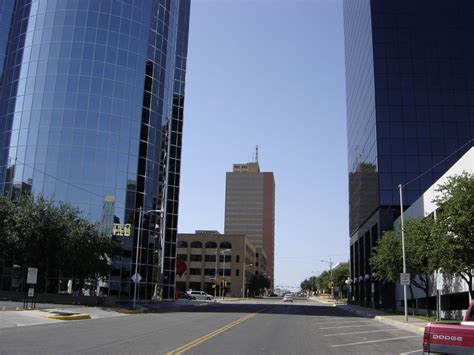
<box><xmin>0</xmin><ymin>0</ymin><xmax>190</xmax><ymax>300</ymax></box>
<box><xmin>344</xmin><ymin>0</ymin><xmax>474</xmax><ymax>307</ymax></box>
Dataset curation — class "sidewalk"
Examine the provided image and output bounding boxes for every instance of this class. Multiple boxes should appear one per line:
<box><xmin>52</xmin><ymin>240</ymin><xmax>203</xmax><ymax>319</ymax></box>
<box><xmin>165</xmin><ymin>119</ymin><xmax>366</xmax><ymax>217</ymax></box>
<box><xmin>336</xmin><ymin>304</ymin><xmax>427</xmax><ymax>334</ymax></box>
<box><xmin>0</xmin><ymin>303</ymin><xmax>129</xmax><ymax>329</ymax></box>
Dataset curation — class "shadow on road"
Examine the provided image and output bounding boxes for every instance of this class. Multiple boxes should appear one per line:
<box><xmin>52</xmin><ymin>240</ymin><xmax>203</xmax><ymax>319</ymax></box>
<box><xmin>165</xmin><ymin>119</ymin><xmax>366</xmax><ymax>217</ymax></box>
<box><xmin>138</xmin><ymin>300</ymin><xmax>373</xmax><ymax>318</ymax></box>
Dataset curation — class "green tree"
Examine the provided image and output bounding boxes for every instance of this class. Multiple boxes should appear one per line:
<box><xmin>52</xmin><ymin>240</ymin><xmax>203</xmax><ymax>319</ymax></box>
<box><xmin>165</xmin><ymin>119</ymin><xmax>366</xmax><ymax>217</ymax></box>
<box><xmin>248</xmin><ymin>274</ymin><xmax>271</xmax><ymax>296</ymax></box>
<box><xmin>371</xmin><ymin>218</ymin><xmax>439</xmax><ymax>315</ymax></box>
<box><xmin>315</xmin><ymin>271</ymin><xmax>331</xmax><ymax>294</ymax></box>
<box><xmin>433</xmin><ymin>172</ymin><xmax>474</xmax><ymax>298</ymax></box>
<box><xmin>0</xmin><ymin>195</ymin><xmax>119</xmax><ymax>292</ymax></box>
<box><xmin>300</xmin><ymin>278</ymin><xmax>312</xmax><ymax>291</ymax></box>
<box><xmin>0</xmin><ymin>197</ymin><xmax>15</xmax><ymax>267</ymax></box>
<box><xmin>332</xmin><ymin>263</ymin><xmax>349</xmax><ymax>298</ymax></box>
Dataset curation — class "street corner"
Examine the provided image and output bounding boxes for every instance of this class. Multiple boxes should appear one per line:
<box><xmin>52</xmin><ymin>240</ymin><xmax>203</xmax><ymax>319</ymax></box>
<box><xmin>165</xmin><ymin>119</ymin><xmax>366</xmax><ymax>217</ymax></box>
<box><xmin>45</xmin><ymin>311</ymin><xmax>92</xmax><ymax>321</ymax></box>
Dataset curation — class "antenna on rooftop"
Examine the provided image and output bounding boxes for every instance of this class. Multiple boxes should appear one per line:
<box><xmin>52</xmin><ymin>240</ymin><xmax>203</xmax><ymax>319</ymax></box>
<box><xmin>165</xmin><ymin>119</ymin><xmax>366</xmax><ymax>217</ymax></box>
<box><xmin>255</xmin><ymin>145</ymin><xmax>259</xmax><ymax>163</ymax></box>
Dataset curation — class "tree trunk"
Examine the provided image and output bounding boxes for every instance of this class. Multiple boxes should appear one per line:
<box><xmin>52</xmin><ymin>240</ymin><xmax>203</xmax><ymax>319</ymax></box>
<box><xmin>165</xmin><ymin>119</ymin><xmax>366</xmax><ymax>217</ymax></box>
<box><xmin>425</xmin><ymin>274</ymin><xmax>431</xmax><ymax>317</ymax></box>
<box><xmin>468</xmin><ymin>274</ymin><xmax>473</xmax><ymax>301</ymax></box>
<box><xmin>409</xmin><ymin>285</ymin><xmax>415</xmax><ymax>316</ymax></box>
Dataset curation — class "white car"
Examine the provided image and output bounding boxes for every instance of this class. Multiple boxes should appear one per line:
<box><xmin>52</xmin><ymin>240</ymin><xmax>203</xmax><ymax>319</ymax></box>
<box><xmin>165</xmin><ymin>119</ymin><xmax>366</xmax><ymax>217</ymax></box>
<box><xmin>283</xmin><ymin>294</ymin><xmax>293</xmax><ymax>302</ymax></box>
<box><xmin>187</xmin><ymin>290</ymin><xmax>214</xmax><ymax>300</ymax></box>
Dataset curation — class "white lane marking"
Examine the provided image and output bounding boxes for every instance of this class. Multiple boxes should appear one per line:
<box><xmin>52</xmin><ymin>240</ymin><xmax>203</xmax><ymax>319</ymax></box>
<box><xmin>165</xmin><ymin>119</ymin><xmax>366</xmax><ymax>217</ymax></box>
<box><xmin>400</xmin><ymin>350</ymin><xmax>422</xmax><ymax>354</ymax></box>
<box><xmin>325</xmin><ymin>328</ymin><xmax>401</xmax><ymax>336</ymax></box>
<box><xmin>331</xmin><ymin>335</ymin><xmax>419</xmax><ymax>348</ymax></box>
<box><xmin>320</xmin><ymin>324</ymin><xmax>382</xmax><ymax>330</ymax></box>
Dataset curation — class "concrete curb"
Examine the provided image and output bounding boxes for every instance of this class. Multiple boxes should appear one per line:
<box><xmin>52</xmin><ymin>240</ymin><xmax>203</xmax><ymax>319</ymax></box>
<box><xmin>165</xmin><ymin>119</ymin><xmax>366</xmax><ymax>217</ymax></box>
<box><xmin>47</xmin><ymin>314</ymin><xmax>91</xmax><ymax>321</ymax></box>
<box><xmin>116</xmin><ymin>309</ymin><xmax>145</xmax><ymax>314</ymax></box>
<box><xmin>336</xmin><ymin>305</ymin><xmax>425</xmax><ymax>334</ymax></box>
<box><xmin>373</xmin><ymin>315</ymin><xmax>425</xmax><ymax>334</ymax></box>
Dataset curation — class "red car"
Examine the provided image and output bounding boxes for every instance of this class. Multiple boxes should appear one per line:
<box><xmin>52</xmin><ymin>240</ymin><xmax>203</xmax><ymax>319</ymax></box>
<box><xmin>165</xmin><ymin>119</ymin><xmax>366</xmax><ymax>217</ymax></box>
<box><xmin>423</xmin><ymin>300</ymin><xmax>474</xmax><ymax>354</ymax></box>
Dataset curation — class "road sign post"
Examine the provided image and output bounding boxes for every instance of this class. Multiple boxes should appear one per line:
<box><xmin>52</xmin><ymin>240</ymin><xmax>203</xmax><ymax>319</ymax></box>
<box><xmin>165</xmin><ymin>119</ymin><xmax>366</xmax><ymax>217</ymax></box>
<box><xmin>400</xmin><ymin>273</ymin><xmax>410</xmax><ymax>285</ymax></box>
<box><xmin>24</xmin><ymin>267</ymin><xmax>38</xmax><ymax>309</ymax></box>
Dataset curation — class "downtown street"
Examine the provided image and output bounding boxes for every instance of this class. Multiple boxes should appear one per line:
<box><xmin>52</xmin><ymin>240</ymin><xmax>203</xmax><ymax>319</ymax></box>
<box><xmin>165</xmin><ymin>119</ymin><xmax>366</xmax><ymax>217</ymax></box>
<box><xmin>0</xmin><ymin>298</ymin><xmax>422</xmax><ymax>354</ymax></box>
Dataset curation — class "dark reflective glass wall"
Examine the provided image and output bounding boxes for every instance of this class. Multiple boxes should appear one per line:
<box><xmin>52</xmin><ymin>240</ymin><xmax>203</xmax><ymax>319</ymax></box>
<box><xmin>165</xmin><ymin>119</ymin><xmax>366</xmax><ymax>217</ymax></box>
<box><xmin>344</xmin><ymin>0</ymin><xmax>379</xmax><ymax>235</ymax></box>
<box><xmin>0</xmin><ymin>1</ymin><xmax>15</xmax><ymax>186</ymax></box>
<box><xmin>371</xmin><ymin>0</ymin><xmax>474</xmax><ymax>208</ymax></box>
<box><xmin>345</xmin><ymin>0</ymin><xmax>474</xmax><ymax>306</ymax></box>
<box><xmin>0</xmin><ymin>0</ymin><xmax>189</xmax><ymax>300</ymax></box>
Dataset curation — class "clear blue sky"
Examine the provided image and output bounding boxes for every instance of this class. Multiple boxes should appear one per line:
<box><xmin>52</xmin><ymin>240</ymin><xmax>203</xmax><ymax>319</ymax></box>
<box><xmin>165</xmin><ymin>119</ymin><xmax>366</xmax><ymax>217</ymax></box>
<box><xmin>178</xmin><ymin>0</ymin><xmax>348</xmax><ymax>290</ymax></box>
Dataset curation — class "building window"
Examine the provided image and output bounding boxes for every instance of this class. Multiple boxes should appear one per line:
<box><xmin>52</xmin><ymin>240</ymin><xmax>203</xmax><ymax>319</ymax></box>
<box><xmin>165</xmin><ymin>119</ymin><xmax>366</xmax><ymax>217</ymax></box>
<box><xmin>204</xmin><ymin>269</ymin><xmax>215</xmax><ymax>275</ymax></box>
<box><xmin>205</xmin><ymin>255</ymin><xmax>216</xmax><ymax>262</ymax></box>
<box><xmin>177</xmin><ymin>241</ymin><xmax>188</xmax><ymax>248</ymax></box>
<box><xmin>191</xmin><ymin>241</ymin><xmax>202</xmax><ymax>248</ymax></box>
<box><xmin>190</xmin><ymin>255</ymin><xmax>202</xmax><ymax>262</ymax></box>
<box><xmin>236</xmin><ymin>255</ymin><xmax>240</xmax><ymax>263</ymax></box>
<box><xmin>177</xmin><ymin>254</ymin><xmax>187</xmax><ymax>261</ymax></box>
<box><xmin>189</xmin><ymin>268</ymin><xmax>201</xmax><ymax>275</ymax></box>
<box><xmin>220</xmin><ymin>242</ymin><xmax>232</xmax><ymax>249</ymax></box>
<box><xmin>205</xmin><ymin>241</ymin><xmax>217</xmax><ymax>249</ymax></box>
<box><xmin>218</xmin><ymin>269</ymin><xmax>231</xmax><ymax>276</ymax></box>
<box><xmin>219</xmin><ymin>255</ymin><xmax>231</xmax><ymax>263</ymax></box>
<box><xmin>236</xmin><ymin>269</ymin><xmax>239</xmax><ymax>276</ymax></box>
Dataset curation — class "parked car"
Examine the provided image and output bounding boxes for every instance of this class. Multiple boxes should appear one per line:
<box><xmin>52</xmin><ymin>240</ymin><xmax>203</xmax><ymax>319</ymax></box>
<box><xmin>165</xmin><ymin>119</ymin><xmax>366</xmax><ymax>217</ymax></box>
<box><xmin>283</xmin><ymin>294</ymin><xmax>293</xmax><ymax>303</ymax></box>
<box><xmin>187</xmin><ymin>290</ymin><xmax>214</xmax><ymax>300</ymax></box>
<box><xmin>423</xmin><ymin>300</ymin><xmax>474</xmax><ymax>354</ymax></box>
<box><xmin>178</xmin><ymin>291</ymin><xmax>195</xmax><ymax>300</ymax></box>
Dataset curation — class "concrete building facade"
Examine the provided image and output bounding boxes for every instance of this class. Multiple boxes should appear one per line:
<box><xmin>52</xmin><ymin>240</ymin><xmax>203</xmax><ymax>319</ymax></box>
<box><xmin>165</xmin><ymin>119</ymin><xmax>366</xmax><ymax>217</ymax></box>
<box><xmin>176</xmin><ymin>231</ymin><xmax>257</xmax><ymax>298</ymax></box>
<box><xmin>392</xmin><ymin>147</ymin><xmax>473</xmax><ymax>315</ymax></box>
<box><xmin>224</xmin><ymin>161</ymin><xmax>275</xmax><ymax>282</ymax></box>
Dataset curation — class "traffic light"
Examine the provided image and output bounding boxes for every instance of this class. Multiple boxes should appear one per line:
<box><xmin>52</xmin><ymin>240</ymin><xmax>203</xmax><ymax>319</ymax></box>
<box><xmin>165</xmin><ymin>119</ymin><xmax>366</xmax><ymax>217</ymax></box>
<box><xmin>124</xmin><ymin>224</ymin><xmax>131</xmax><ymax>236</ymax></box>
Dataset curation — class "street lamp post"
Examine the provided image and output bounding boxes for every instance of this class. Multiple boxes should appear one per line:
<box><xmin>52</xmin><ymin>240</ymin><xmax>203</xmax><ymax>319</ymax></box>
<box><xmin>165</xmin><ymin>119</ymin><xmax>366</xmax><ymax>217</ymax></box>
<box><xmin>242</xmin><ymin>263</ymin><xmax>253</xmax><ymax>298</ymax></box>
<box><xmin>133</xmin><ymin>208</ymin><xmax>164</xmax><ymax>309</ymax></box>
<box><xmin>321</xmin><ymin>258</ymin><xmax>334</xmax><ymax>297</ymax></box>
<box><xmin>221</xmin><ymin>249</ymin><xmax>230</xmax><ymax>300</ymax></box>
<box><xmin>399</xmin><ymin>184</ymin><xmax>408</xmax><ymax>322</ymax></box>
<box><xmin>214</xmin><ymin>248</ymin><xmax>219</xmax><ymax>300</ymax></box>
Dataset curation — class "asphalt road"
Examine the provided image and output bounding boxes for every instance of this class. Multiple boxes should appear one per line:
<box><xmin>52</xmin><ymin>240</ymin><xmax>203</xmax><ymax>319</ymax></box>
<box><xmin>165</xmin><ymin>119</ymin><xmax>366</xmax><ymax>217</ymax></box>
<box><xmin>0</xmin><ymin>299</ymin><xmax>422</xmax><ymax>354</ymax></box>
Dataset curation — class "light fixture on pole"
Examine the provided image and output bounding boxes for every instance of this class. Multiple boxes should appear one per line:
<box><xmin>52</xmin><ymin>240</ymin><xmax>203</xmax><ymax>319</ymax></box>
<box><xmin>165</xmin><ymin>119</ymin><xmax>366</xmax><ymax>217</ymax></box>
<box><xmin>133</xmin><ymin>208</ymin><xmax>164</xmax><ymax>309</ymax></box>
<box><xmin>399</xmin><ymin>184</ymin><xmax>408</xmax><ymax>322</ymax></box>
<box><xmin>242</xmin><ymin>263</ymin><xmax>253</xmax><ymax>298</ymax></box>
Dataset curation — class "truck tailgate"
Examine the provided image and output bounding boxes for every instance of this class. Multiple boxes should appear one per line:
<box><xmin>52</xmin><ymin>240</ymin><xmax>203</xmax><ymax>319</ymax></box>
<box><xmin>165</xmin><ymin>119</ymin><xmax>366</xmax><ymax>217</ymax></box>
<box><xmin>427</xmin><ymin>323</ymin><xmax>474</xmax><ymax>354</ymax></box>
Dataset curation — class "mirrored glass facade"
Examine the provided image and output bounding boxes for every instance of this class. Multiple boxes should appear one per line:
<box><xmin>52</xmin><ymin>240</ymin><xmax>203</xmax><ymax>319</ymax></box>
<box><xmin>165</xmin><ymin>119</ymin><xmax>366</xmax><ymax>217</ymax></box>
<box><xmin>0</xmin><ymin>0</ymin><xmax>190</xmax><ymax>300</ymax></box>
<box><xmin>344</xmin><ymin>0</ymin><xmax>474</xmax><ymax>306</ymax></box>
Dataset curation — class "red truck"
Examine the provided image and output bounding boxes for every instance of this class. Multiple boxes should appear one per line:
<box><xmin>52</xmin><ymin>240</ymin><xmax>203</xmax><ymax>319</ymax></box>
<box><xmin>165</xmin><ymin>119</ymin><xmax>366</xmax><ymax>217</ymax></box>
<box><xmin>423</xmin><ymin>300</ymin><xmax>474</xmax><ymax>354</ymax></box>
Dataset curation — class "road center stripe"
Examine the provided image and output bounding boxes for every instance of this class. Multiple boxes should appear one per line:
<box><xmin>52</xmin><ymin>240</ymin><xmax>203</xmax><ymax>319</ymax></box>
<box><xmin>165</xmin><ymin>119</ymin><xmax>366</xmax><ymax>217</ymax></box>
<box><xmin>166</xmin><ymin>306</ymin><xmax>271</xmax><ymax>355</ymax></box>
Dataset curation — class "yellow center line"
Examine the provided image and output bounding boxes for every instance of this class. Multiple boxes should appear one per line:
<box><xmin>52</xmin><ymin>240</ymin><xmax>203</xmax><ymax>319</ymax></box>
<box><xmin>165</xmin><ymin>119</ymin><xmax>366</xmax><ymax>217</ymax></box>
<box><xmin>166</xmin><ymin>306</ymin><xmax>272</xmax><ymax>355</ymax></box>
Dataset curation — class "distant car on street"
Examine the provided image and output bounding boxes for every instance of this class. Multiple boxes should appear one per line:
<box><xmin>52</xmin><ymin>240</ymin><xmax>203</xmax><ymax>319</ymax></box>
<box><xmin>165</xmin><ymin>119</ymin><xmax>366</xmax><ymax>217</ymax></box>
<box><xmin>283</xmin><ymin>294</ymin><xmax>293</xmax><ymax>303</ymax></box>
<box><xmin>178</xmin><ymin>291</ymin><xmax>195</xmax><ymax>300</ymax></box>
<box><xmin>187</xmin><ymin>290</ymin><xmax>214</xmax><ymax>300</ymax></box>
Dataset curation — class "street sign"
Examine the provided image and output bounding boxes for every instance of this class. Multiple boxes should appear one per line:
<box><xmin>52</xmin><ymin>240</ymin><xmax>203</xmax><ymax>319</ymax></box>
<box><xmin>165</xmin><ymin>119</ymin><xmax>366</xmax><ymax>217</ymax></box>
<box><xmin>28</xmin><ymin>288</ymin><xmax>34</xmax><ymax>297</ymax></box>
<box><xmin>400</xmin><ymin>273</ymin><xmax>410</xmax><ymax>285</ymax></box>
<box><xmin>113</xmin><ymin>224</ymin><xmax>132</xmax><ymax>236</ymax></box>
<box><xmin>436</xmin><ymin>272</ymin><xmax>443</xmax><ymax>290</ymax></box>
<box><xmin>27</xmin><ymin>267</ymin><xmax>38</xmax><ymax>284</ymax></box>
<box><xmin>131</xmin><ymin>272</ymin><xmax>142</xmax><ymax>284</ymax></box>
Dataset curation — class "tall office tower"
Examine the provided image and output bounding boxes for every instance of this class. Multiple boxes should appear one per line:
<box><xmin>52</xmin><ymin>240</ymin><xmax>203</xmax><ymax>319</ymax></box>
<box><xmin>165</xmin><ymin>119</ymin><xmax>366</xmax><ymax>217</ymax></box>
<box><xmin>224</xmin><ymin>160</ymin><xmax>275</xmax><ymax>282</ymax></box>
<box><xmin>0</xmin><ymin>0</ymin><xmax>190</xmax><ymax>300</ymax></box>
<box><xmin>344</xmin><ymin>0</ymin><xmax>474</xmax><ymax>307</ymax></box>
